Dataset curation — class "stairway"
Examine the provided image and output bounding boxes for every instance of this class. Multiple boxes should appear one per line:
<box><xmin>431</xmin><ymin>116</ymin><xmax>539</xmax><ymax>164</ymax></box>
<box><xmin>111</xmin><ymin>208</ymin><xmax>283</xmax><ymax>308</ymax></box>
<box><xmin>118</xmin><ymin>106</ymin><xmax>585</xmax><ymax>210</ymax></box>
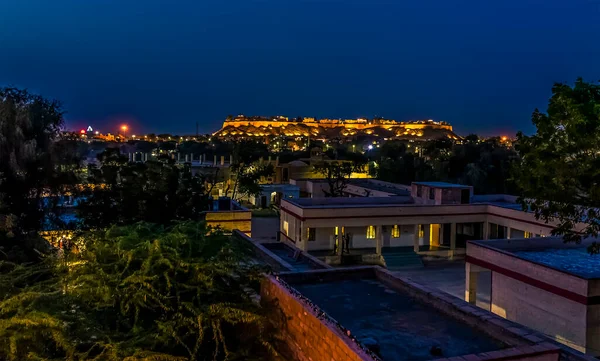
<box><xmin>381</xmin><ymin>247</ymin><xmax>424</xmax><ymax>270</ymax></box>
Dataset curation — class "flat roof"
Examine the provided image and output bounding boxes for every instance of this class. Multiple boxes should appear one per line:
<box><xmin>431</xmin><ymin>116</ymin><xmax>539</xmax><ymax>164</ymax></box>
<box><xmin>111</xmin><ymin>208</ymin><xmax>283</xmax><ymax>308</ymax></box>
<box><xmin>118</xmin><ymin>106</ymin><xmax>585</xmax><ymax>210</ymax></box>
<box><xmin>293</xmin><ymin>278</ymin><xmax>504</xmax><ymax>360</ymax></box>
<box><xmin>413</xmin><ymin>181</ymin><xmax>471</xmax><ymax>188</ymax></box>
<box><xmin>286</xmin><ymin>196</ymin><xmax>413</xmax><ymax>208</ymax></box>
<box><xmin>348</xmin><ymin>179</ymin><xmax>410</xmax><ymax>196</ymax></box>
<box><xmin>470</xmin><ymin>238</ymin><xmax>600</xmax><ymax>280</ymax></box>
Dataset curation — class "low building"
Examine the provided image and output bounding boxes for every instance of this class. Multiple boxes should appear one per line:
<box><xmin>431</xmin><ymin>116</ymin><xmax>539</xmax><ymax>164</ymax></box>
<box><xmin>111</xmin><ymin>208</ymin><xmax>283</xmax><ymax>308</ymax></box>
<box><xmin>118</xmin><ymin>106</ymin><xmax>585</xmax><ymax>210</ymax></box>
<box><xmin>244</xmin><ymin>184</ymin><xmax>300</xmax><ymax>208</ymax></box>
<box><xmin>466</xmin><ymin>237</ymin><xmax>600</xmax><ymax>355</ymax></box>
<box><xmin>279</xmin><ymin>182</ymin><xmax>559</xmax><ymax>265</ymax></box>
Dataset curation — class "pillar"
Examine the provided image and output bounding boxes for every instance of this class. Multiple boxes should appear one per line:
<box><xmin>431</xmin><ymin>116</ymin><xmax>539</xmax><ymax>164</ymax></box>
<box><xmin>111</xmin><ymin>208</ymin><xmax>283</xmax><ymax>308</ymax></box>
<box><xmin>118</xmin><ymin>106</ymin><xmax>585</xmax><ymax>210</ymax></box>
<box><xmin>450</xmin><ymin>223</ymin><xmax>457</xmax><ymax>250</ymax></box>
<box><xmin>483</xmin><ymin>221</ymin><xmax>489</xmax><ymax>240</ymax></box>
<box><xmin>220</xmin><ymin>156</ymin><xmax>225</xmax><ymax>166</ymax></box>
<box><xmin>190</xmin><ymin>153</ymin><xmax>194</xmax><ymax>162</ymax></box>
<box><xmin>229</xmin><ymin>155</ymin><xmax>233</xmax><ymax>164</ymax></box>
<box><xmin>128</xmin><ymin>153</ymin><xmax>133</xmax><ymax>162</ymax></box>
<box><xmin>376</xmin><ymin>225</ymin><xmax>383</xmax><ymax>255</ymax></box>
<box><xmin>506</xmin><ymin>226</ymin><xmax>511</xmax><ymax>239</ymax></box>
<box><xmin>413</xmin><ymin>224</ymin><xmax>420</xmax><ymax>253</ymax></box>
<box><xmin>337</xmin><ymin>226</ymin><xmax>344</xmax><ymax>255</ymax></box>
<box><xmin>185</xmin><ymin>154</ymin><xmax>189</xmax><ymax>162</ymax></box>
<box><xmin>276</xmin><ymin>156</ymin><xmax>280</xmax><ymax>166</ymax></box>
<box><xmin>465</xmin><ymin>262</ymin><xmax>479</xmax><ymax>304</ymax></box>
<box><xmin>300</xmin><ymin>227</ymin><xmax>308</xmax><ymax>251</ymax></box>
<box><xmin>177</xmin><ymin>153</ymin><xmax>181</xmax><ymax>162</ymax></box>
<box><xmin>213</xmin><ymin>155</ymin><xmax>217</xmax><ymax>166</ymax></box>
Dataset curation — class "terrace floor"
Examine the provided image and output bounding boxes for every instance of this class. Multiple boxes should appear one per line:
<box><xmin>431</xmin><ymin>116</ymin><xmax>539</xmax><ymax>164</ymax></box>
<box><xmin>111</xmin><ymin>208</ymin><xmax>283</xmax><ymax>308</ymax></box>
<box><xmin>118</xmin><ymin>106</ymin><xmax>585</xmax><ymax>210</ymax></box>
<box><xmin>392</xmin><ymin>260</ymin><xmax>492</xmax><ymax>310</ymax></box>
<box><xmin>293</xmin><ymin>278</ymin><xmax>503</xmax><ymax>360</ymax></box>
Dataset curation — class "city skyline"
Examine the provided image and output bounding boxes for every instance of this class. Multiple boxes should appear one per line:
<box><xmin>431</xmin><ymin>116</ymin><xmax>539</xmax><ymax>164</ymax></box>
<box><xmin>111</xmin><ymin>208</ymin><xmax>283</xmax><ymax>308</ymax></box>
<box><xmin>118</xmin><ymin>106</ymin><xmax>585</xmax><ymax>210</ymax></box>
<box><xmin>1</xmin><ymin>0</ymin><xmax>599</xmax><ymax>135</ymax></box>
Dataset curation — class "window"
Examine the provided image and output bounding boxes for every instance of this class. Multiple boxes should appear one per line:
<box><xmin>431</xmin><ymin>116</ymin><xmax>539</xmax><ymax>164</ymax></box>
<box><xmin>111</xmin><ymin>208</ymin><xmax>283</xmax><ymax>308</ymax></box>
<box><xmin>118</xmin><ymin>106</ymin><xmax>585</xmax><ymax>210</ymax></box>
<box><xmin>366</xmin><ymin>225</ymin><xmax>376</xmax><ymax>239</ymax></box>
<box><xmin>418</xmin><ymin>224</ymin><xmax>424</xmax><ymax>238</ymax></box>
<box><xmin>429</xmin><ymin>188</ymin><xmax>435</xmax><ymax>200</ymax></box>
<box><xmin>392</xmin><ymin>225</ymin><xmax>400</xmax><ymax>238</ymax></box>
<box><xmin>416</xmin><ymin>185</ymin><xmax>422</xmax><ymax>197</ymax></box>
<box><xmin>283</xmin><ymin>221</ymin><xmax>289</xmax><ymax>235</ymax></box>
<box><xmin>308</xmin><ymin>228</ymin><xmax>316</xmax><ymax>242</ymax></box>
<box><xmin>524</xmin><ymin>231</ymin><xmax>533</xmax><ymax>238</ymax></box>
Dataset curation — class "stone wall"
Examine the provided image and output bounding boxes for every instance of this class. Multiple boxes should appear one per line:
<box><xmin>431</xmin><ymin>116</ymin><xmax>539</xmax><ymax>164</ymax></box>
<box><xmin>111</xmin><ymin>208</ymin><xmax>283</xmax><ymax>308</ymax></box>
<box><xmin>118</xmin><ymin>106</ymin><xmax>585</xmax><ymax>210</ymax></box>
<box><xmin>261</xmin><ymin>276</ymin><xmax>375</xmax><ymax>361</ymax></box>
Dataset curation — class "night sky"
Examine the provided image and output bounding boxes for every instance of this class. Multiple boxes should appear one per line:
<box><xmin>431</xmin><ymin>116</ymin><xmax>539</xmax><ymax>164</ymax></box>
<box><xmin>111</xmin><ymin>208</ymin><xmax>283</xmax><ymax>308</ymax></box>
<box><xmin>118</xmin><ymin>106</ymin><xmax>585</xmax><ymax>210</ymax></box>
<box><xmin>1</xmin><ymin>0</ymin><xmax>599</xmax><ymax>136</ymax></box>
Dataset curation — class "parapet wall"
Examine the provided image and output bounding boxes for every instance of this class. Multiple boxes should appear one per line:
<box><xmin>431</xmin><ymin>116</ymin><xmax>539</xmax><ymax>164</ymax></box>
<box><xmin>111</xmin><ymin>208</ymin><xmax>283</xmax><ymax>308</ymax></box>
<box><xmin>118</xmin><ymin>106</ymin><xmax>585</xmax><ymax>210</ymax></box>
<box><xmin>261</xmin><ymin>275</ymin><xmax>376</xmax><ymax>361</ymax></box>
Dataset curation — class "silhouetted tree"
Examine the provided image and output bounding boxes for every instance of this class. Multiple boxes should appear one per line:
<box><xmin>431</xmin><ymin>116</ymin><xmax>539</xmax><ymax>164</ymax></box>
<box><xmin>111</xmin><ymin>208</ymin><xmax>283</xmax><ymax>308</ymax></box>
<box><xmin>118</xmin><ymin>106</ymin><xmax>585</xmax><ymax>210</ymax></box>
<box><xmin>513</xmin><ymin>78</ymin><xmax>600</xmax><ymax>253</ymax></box>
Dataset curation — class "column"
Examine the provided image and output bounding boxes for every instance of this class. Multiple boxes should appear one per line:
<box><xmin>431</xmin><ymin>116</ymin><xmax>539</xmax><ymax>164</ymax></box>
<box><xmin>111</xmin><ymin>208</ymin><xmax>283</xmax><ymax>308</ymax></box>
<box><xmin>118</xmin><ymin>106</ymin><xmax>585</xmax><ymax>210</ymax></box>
<box><xmin>213</xmin><ymin>155</ymin><xmax>217</xmax><ymax>166</ymax></box>
<box><xmin>337</xmin><ymin>226</ymin><xmax>344</xmax><ymax>255</ymax></box>
<box><xmin>482</xmin><ymin>221</ymin><xmax>489</xmax><ymax>240</ymax></box>
<box><xmin>220</xmin><ymin>156</ymin><xmax>225</xmax><ymax>166</ymax></box>
<box><xmin>450</xmin><ymin>223</ymin><xmax>457</xmax><ymax>250</ymax></box>
<box><xmin>465</xmin><ymin>262</ymin><xmax>479</xmax><ymax>304</ymax></box>
<box><xmin>300</xmin><ymin>227</ymin><xmax>308</xmax><ymax>251</ymax></box>
<box><xmin>376</xmin><ymin>225</ymin><xmax>383</xmax><ymax>255</ymax></box>
<box><xmin>413</xmin><ymin>224</ymin><xmax>420</xmax><ymax>253</ymax></box>
<box><xmin>506</xmin><ymin>226</ymin><xmax>511</xmax><ymax>239</ymax></box>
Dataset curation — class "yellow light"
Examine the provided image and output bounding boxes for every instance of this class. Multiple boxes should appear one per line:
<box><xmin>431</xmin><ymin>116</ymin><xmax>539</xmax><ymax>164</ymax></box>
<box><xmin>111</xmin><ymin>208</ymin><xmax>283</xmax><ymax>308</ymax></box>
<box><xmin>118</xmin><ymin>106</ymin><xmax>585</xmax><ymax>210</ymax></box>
<box><xmin>132</xmin><ymin>134</ymin><xmax>136</xmax><ymax>138</ymax></box>
<box><xmin>501</xmin><ymin>136</ymin><xmax>508</xmax><ymax>141</ymax></box>
<box><xmin>121</xmin><ymin>125</ymin><xmax>128</xmax><ymax>132</ymax></box>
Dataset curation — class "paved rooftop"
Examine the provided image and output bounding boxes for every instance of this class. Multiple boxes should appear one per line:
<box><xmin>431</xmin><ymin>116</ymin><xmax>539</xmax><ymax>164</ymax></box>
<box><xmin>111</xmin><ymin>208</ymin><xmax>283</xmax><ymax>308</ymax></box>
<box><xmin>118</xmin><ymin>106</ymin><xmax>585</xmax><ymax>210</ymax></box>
<box><xmin>348</xmin><ymin>179</ymin><xmax>411</xmax><ymax>196</ymax></box>
<box><xmin>287</xmin><ymin>196</ymin><xmax>414</xmax><ymax>208</ymax></box>
<box><xmin>293</xmin><ymin>278</ymin><xmax>504</xmax><ymax>360</ymax></box>
<box><xmin>413</xmin><ymin>181</ymin><xmax>471</xmax><ymax>188</ymax></box>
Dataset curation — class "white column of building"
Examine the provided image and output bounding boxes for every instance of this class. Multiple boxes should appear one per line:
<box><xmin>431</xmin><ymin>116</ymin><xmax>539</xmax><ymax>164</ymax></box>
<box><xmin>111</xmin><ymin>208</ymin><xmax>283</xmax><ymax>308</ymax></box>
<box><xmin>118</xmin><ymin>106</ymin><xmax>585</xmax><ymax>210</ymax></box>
<box><xmin>376</xmin><ymin>225</ymin><xmax>383</xmax><ymax>255</ymax></box>
<box><xmin>465</xmin><ymin>262</ymin><xmax>481</xmax><ymax>304</ymax></box>
<box><xmin>413</xmin><ymin>224</ymin><xmax>420</xmax><ymax>253</ymax></box>
<box><xmin>450</xmin><ymin>223</ymin><xmax>457</xmax><ymax>250</ymax></box>
<box><xmin>483</xmin><ymin>221</ymin><xmax>489</xmax><ymax>240</ymax></box>
<box><xmin>506</xmin><ymin>226</ymin><xmax>512</xmax><ymax>239</ymax></box>
<box><xmin>300</xmin><ymin>226</ymin><xmax>308</xmax><ymax>251</ymax></box>
<box><xmin>337</xmin><ymin>226</ymin><xmax>344</xmax><ymax>255</ymax></box>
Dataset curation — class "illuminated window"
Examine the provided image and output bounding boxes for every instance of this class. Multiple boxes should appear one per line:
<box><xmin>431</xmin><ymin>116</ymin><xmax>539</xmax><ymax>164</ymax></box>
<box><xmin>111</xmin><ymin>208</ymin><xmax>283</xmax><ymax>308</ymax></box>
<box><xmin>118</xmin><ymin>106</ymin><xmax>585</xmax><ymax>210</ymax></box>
<box><xmin>392</xmin><ymin>225</ymin><xmax>400</xmax><ymax>238</ymax></box>
<box><xmin>418</xmin><ymin>225</ymin><xmax>424</xmax><ymax>238</ymax></box>
<box><xmin>366</xmin><ymin>225</ymin><xmax>376</xmax><ymax>239</ymax></box>
<box><xmin>283</xmin><ymin>221</ymin><xmax>289</xmax><ymax>236</ymax></box>
<box><xmin>308</xmin><ymin>228</ymin><xmax>316</xmax><ymax>242</ymax></box>
<box><xmin>524</xmin><ymin>231</ymin><xmax>533</xmax><ymax>238</ymax></box>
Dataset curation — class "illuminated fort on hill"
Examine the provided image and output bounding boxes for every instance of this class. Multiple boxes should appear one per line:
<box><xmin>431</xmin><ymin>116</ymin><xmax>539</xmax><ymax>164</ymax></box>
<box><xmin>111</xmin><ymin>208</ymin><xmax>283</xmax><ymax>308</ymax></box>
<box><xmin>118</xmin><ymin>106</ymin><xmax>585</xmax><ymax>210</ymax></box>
<box><xmin>214</xmin><ymin>115</ymin><xmax>458</xmax><ymax>139</ymax></box>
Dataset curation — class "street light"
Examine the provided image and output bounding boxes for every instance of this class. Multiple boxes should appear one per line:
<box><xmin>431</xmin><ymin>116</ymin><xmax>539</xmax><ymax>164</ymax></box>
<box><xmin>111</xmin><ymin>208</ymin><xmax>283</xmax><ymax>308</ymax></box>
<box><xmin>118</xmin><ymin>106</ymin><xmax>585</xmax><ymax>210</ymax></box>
<box><xmin>121</xmin><ymin>125</ymin><xmax>128</xmax><ymax>133</ymax></box>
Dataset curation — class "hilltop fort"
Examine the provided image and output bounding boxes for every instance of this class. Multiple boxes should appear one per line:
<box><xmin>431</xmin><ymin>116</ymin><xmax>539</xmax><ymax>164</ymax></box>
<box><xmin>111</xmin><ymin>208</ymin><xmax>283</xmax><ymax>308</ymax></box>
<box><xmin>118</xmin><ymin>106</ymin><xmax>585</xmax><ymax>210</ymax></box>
<box><xmin>213</xmin><ymin>115</ymin><xmax>459</xmax><ymax>140</ymax></box>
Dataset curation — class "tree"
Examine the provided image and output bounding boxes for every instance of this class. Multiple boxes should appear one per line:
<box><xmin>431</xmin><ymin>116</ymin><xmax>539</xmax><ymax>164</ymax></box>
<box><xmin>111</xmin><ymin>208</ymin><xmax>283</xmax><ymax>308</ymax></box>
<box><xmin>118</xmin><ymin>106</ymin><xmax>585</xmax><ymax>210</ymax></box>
<box><xmin>513</xmin><ymin>78</ymin><xmax>600</xmax><ymax>253</ymax></box>
<box><xmin>0</xmin><ymin>87</ymin><xmax>77</xmax><ymax>261</ymax></box>
<box><xmin>78</xmin><ymin>149</ymin><xmax>210</xmax><ymax>228</ymax></box>
<box><xmin>314</xmin><ymin>160</ymin><xmax>366</xmax><ymax>197</ymax></box>
<box><xmin>0</xmin><ymin>222</ymin><xmax>280</xmax><ymax>360</ymax></box>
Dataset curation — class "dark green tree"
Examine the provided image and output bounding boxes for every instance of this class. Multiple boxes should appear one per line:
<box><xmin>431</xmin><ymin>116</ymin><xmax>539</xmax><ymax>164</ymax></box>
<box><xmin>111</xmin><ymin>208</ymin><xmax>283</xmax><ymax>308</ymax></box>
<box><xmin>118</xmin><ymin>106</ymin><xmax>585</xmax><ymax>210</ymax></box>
<box><xmin>78</xmin><ymin>149</ymin><xmax>210</xmax><ymax>228</ymax></box>
<box><xmin>513</xmin><ymin>78</ymin><xmax>600</xmax><ymax>253</ymax></box>
<box><xmin>0</xmin><ymin>222</ymin><xmax>280</xmax><ymax>360</ymax></box>
<box><xmin>314</xmin><ymin>160</ymin><xmax>366</xmax><ymax>197</ymax></box>
<box><xmin>0</xmin><ymin>87</ymin><xmax>77</xmax><ymax>261</ymax></box>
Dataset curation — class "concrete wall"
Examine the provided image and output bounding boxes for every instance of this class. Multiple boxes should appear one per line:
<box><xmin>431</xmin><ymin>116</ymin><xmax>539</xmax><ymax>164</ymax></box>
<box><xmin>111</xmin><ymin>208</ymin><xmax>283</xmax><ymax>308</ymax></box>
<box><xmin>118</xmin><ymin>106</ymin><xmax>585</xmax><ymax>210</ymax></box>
<box><xmin>491</xmin><ymin>272</ymin><xmax>587</xmax><ymax>353</ymax></box>
<box><xmin>467</xmin><ymin>241</ymin><xmax>600</xmax><ymax>355</ymax></box>
<box><xmin>261</xmin><ymin>276</ymin><xmax>374</xmax><ymax>361</ymax></box>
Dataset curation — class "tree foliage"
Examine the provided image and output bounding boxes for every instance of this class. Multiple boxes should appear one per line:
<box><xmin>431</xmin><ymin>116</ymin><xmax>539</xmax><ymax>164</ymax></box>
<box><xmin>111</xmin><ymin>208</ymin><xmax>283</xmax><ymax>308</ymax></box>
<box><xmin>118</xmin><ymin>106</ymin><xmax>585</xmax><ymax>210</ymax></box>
<box><xmin>0</xmin><ymin>222</ymin><xmax>279</xmax><ymax>360</ymax></box>
<box><xmin>0</xmin><ymin>87</ymin><xmax>77</xmax><ymax>261</ymax></box>
<box><xmin>313</xmin><ymin>160</ymin><xmax>366</xmax><ymax>197</ymax></box>
<box><xmin>513</xmin><ymin>78</ymin><xmax>600</xmax><ymax>253</ymax></box>
<box><xmin>78</xmin><ymin>150</ymin><xmax>210</xmax><ymax>229</ymax></box>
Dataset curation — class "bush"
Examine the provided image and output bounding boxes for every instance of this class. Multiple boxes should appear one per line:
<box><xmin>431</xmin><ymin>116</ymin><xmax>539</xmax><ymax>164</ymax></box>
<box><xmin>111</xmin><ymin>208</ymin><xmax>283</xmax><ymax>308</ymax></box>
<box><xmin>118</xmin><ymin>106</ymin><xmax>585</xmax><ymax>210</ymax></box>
<box><xmin>0</xmin><ymin>222</ymin><xmax>279</xmax><ymax>360</ymax></box>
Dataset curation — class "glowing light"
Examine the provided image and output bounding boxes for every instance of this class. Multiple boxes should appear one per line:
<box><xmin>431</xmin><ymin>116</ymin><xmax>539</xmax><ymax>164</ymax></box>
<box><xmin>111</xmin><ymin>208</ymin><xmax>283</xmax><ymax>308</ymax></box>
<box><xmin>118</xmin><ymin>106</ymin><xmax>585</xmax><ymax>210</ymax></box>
<box><xmin>121</xmin><ymin>125</ymin><xmax>128</xmax><ymax>132</ymax></box>
<box><xmin>80</xmin><ymin>129</ymin><xmax>86</xmax><ymax>134</ymax></box>
<box><xmin>94</xmin><ymin>131</ymin><xmax>99</xmax><ymax>135</ymax></box>
<box><xmin>368</xmin><ymin>145</ymin><xmax>373</xmax><ymax>150</ymax></box>
<box><xmin>501</xmin><ymin>136</ymin><xmax>508</xmax><ymax>142</ymax></box>
<box><xmin>132</xmin><ymin>135</ymin><xmax>136</xmax><ymax>138</ymax></box>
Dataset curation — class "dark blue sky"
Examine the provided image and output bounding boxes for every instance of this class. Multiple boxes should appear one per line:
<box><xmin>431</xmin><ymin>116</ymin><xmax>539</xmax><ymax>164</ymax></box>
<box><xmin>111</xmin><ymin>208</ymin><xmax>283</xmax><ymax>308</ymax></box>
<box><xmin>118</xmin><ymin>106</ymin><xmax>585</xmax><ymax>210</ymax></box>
<box><xmin>1</xmin><ymin>0</ymin><xmax>599</xmax><ymax>135</ymax></box>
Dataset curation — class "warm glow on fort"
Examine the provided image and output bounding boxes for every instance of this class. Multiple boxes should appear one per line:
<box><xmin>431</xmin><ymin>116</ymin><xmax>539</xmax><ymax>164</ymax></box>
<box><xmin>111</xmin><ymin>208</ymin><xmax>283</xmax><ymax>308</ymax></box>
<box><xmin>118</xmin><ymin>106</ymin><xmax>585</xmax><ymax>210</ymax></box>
<box><xmin>214</xmin><ymin>115</ymin><xmax>457</xmax><ymax>140</ymax></box>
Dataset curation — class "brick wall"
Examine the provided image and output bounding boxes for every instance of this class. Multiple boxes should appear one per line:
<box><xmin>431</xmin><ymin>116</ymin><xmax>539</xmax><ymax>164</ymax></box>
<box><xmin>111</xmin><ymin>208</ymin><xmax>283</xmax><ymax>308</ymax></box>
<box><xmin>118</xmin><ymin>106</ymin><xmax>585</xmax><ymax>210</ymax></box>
<box><xmin>205</xmin><ymin>210</ymin><xmax>251</xmax><ymax>235</ymax></box>
<box><xmin>261</xmin><ymin>276</ymin><xmax>375</xmax><ymax>361</ymax></box>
